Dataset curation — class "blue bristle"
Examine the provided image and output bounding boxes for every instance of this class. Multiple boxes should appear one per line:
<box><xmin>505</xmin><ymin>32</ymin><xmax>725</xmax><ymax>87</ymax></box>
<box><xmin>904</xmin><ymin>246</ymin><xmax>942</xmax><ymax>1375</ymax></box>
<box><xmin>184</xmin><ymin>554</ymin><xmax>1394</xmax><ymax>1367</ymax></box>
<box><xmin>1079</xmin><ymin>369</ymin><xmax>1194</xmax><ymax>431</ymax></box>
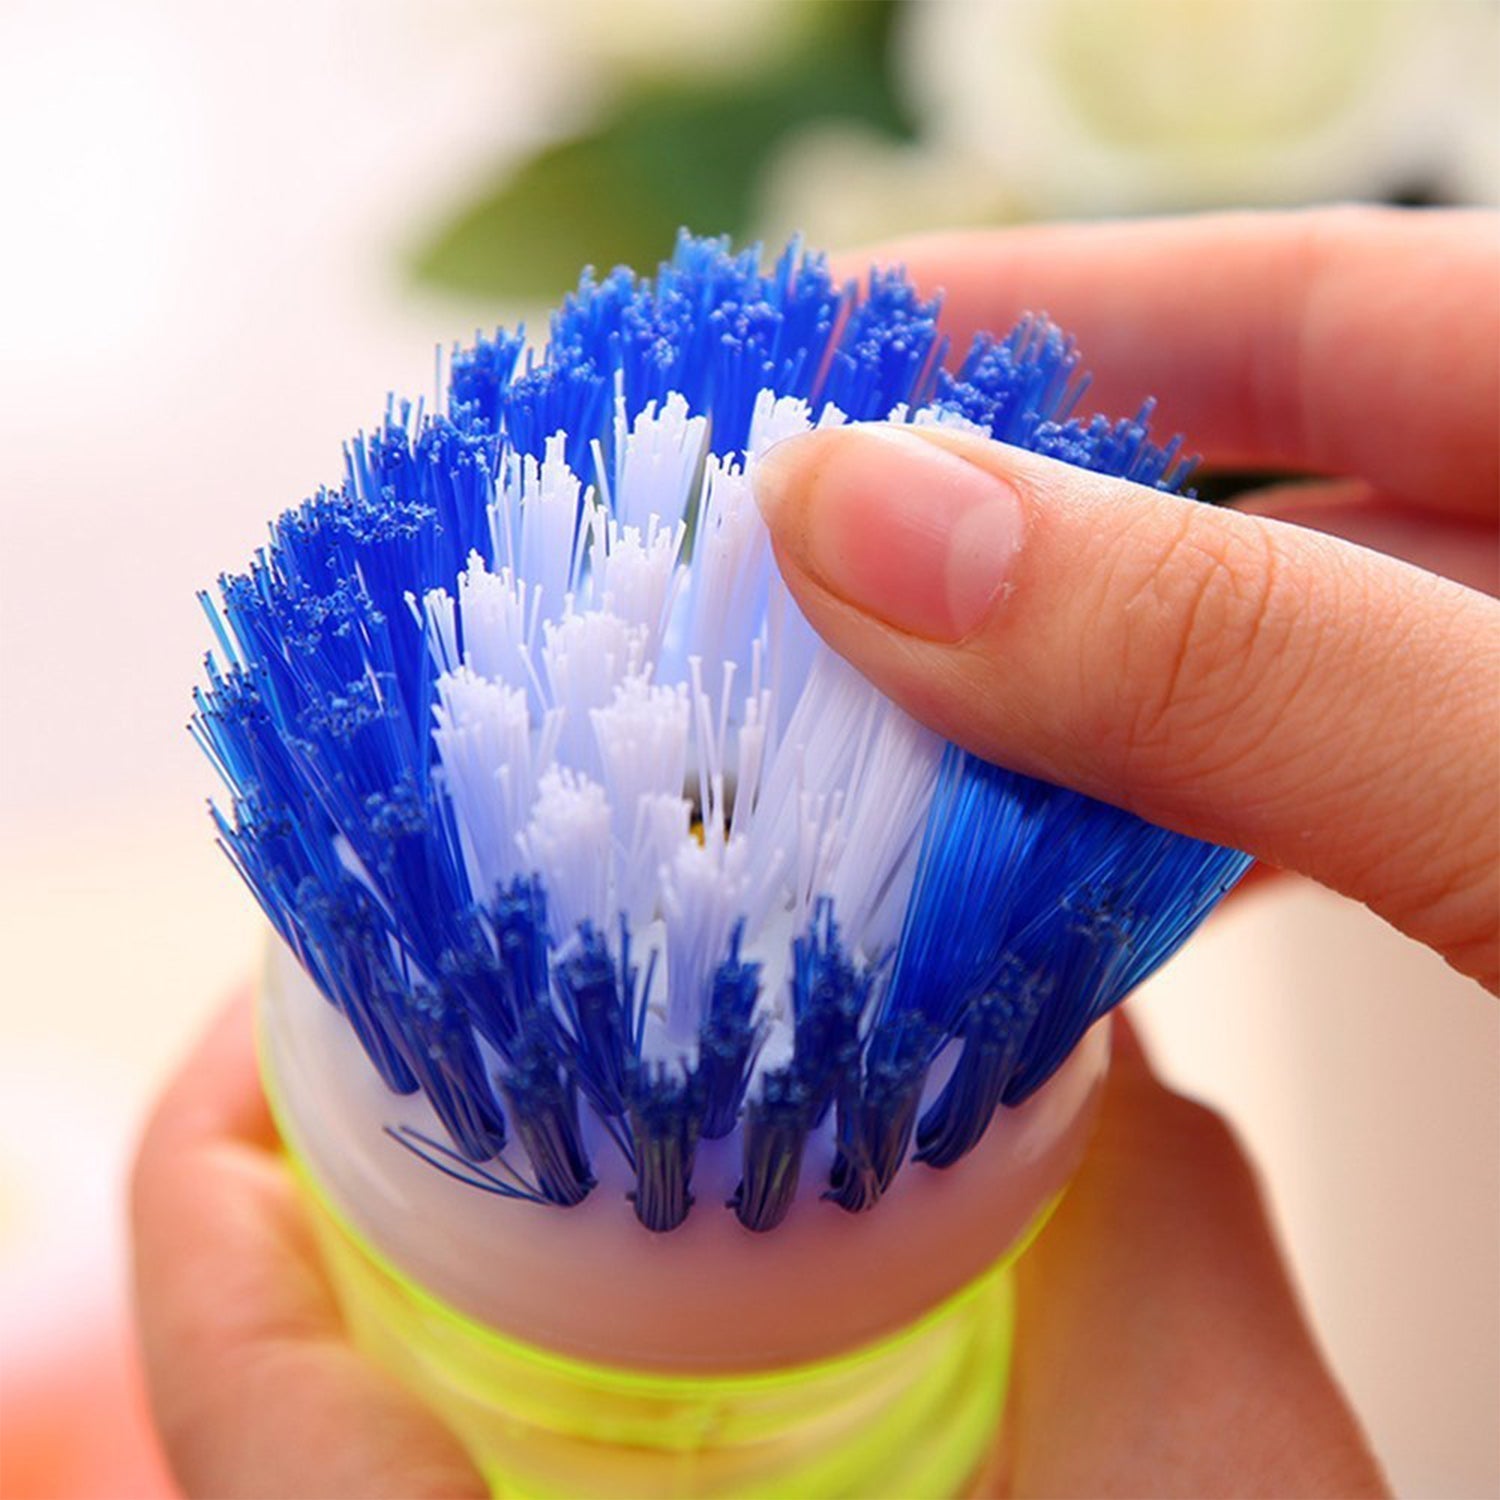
<box><xmin>878</xmin><ymin>749</ymin><xmax>1052</xmax><ymax>1042</ymax></box>
<box><xmin>383</xmin><ymin>1125</ymin><xmax>551</xmax><ymax>1206</ymax></box>
<box><xmin>914</xmin><ymin>970</ymin><xmax>1048</xmax><ymax>1169</ymax></box>
<box><xmin>502</xmin><ymin>360</ymin><xmax>609</xmax><ymax>471</ymax></box>
<box><xmin>697</xmin><ymin>924</ymin><xmax>764</xmax><ymax>1140</ymax></box>
<box><xmin>396</xmin><ymin>986</ymin><xmax>509</xmax><ymax>1163</ymax></box>
<box><xmin>197</xmin><ymin>232</ymin><xmax>1251</xmax><ymax>1233</ymax></box>
<box><xmin>820</xmin><ymin>266</ymin><xmax>947</xmax><ymax>420</ymax></box>
<box><xmin>433</xmin><ymin>924</ymin><xmax>523</xmax><ymax>1084</ymax></box>
<box><xmin>464</xmin><ymin>876</ymin><xmax>554</xmax><ymax>1055</ymax></box>
<box><xmin>449</xmin><ymin>328</ymin><xmax>526</xmax><ymax>434</ymax></box>
<box><xmin>515</xmin><ymin>231</ymin><xmax>849</xmax><ymax>466</ymax></box>
<box><xmin>552</xmin><ymin>921</ymin><xmax>636</xmax><ymax>1119</ymax></box>
<box><xmin>934</xmin><ymin>318</ymin><xmax>1088</xmax><ymax>445</ymax></box>
<box><xmin>826</xmin><ymin>1015</ymin><xmax>937</xmax><ymax>1213</ymax></box>
<box><xmin>496</xmin><ymin>1015</ymin><xmax>595</xmax><ymax>1207</ymax></box>
<box><xmin>892</xmin><ymin>752</ymin><xmax>1252</xmax><ymax>1136</ymax></box>
<box><xmin>731</xmin><ymin>1067</ymin><xmax>814</xmax><ymax>1233</ymax></box>
<box><xmin>627</xmin><ymin>1064</ymin><xmax>705</xmax><ymax>1233</ymax></box>
<box><xmin>788</xmin><ymin>901</ymin><xmax>869</xmax><ymax>1130</ymax></box>
<box><xmin>1032</xmin><ymin>402</ymin><xmax>1194</xmax><ymax>492</ymax></box>
<box><xmin>1000</xmin><ymin>833</ymin><xmax>1250</xmax><ymax>1103</ymax></box>
<box><xmin>292</xmin><ymin>875</ymin><xmax>421</xmax><ymax>1097</ymax></box>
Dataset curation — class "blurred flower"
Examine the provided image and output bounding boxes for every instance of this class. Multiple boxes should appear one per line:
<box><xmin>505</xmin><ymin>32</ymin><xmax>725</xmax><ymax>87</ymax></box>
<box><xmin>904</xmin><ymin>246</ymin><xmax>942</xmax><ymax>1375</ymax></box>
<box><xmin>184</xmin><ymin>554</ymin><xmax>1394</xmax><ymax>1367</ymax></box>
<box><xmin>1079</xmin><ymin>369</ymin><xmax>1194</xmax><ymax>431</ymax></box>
<box><xmin>411</xmin><ymin>0</ymin><xmax>1496</xmax><ymax>306</ymax></box>
<box><xmin>754</xmin><ymin>123</ymin><xmax>1017</xmax><ymax>250</ymax></box>
<box><xmin>901</xmin><ymin>0</ymin><xmax>1499</xmax><ymax>214</ymax></box>
<box><xmin>1447</xmin><ymin>2</ymin><xmax>1500</xmax><ymax>203</ymax></box>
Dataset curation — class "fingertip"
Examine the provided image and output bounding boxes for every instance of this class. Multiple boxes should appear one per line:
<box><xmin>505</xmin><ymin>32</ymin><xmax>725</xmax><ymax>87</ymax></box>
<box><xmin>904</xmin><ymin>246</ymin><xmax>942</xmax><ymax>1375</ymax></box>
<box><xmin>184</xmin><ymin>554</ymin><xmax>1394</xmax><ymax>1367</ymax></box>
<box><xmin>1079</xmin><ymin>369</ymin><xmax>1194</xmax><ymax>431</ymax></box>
<box><xmin>755</xmin><ymin>423</ymin><xmax>1028</xmax><ymax>643</ymax></box>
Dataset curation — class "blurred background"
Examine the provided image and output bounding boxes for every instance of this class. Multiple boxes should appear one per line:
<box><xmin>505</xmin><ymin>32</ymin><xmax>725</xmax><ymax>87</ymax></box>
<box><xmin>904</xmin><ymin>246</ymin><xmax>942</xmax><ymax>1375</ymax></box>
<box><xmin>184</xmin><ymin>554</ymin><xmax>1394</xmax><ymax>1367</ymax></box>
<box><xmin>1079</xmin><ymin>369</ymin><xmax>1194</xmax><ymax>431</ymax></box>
<box><xmin>0</xmin><ymin>1</ymin><xmax>1495</xmax><ymax>1494</ymax></box>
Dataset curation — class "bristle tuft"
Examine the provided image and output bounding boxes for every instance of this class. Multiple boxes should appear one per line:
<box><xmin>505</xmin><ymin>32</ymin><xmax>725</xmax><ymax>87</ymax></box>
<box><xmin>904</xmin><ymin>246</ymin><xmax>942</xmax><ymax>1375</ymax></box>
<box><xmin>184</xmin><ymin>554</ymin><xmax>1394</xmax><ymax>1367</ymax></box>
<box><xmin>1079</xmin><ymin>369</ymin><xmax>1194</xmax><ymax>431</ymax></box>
<box><xmin>196</xmin><ymin>233</ymin><xmax>1250</xmax><ymax>1231</ymax></box>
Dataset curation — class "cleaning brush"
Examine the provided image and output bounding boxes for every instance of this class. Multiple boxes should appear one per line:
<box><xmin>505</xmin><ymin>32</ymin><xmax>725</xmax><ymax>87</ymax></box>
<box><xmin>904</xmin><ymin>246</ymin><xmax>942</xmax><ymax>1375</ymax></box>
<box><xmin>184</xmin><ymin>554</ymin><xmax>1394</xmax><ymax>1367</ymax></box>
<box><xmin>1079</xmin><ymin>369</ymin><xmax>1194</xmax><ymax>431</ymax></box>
<box><xmin>194</xmin><ymin>232</ymin><xmax>1251</xmax><ymax>1494</ymax></box>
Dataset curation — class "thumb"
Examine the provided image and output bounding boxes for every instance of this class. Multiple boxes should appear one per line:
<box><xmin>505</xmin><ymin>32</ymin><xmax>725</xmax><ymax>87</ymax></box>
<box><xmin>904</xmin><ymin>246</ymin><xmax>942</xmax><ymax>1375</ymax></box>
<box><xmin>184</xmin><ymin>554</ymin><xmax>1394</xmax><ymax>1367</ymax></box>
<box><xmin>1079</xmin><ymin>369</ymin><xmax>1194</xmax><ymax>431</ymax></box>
<box><xmin>754</xmin><ymin>422</ymin><xmax>1498</xmax><ymax>990</ymax></box>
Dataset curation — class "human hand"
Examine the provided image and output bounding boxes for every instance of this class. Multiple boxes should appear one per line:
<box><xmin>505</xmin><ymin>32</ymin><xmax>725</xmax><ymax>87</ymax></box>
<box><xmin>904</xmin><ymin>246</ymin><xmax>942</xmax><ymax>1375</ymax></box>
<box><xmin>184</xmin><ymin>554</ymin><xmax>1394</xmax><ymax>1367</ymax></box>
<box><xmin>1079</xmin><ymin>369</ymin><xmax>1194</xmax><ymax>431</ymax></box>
<box><xmin>133</xmin><ymin>997</ymin><xmax>1384</xmax><ymax>1498</ymax></box>
<box><xmin>755</xmin><ymin>206</ymin><xmax>1499</xmax><ymax>992</ymax></box>
<box><xmin>134</xmin><ymin>207</ymin><xmax>1485</xmax><ymax>1499</ymax></box>
<box><xmin>998</xmin><ymin>1017</ymin><xmax>1387</xmax><ymax>1499</ymax></box>
<box><xmin>131</xmin><ymin>991</ymin><xmax>488</xmax><ymax>1500</ymax></box>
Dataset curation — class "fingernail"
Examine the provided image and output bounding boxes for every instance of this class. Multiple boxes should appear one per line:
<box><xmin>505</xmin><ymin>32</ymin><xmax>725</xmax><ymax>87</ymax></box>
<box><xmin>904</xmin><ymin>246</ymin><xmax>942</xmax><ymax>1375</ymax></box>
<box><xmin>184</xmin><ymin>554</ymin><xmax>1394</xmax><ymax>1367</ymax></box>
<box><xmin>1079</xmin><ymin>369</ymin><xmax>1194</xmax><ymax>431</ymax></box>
<box><xmin>754</xmin><ymin>425</ymin><xmax>1025</xmax><ymax>641</ymax></box>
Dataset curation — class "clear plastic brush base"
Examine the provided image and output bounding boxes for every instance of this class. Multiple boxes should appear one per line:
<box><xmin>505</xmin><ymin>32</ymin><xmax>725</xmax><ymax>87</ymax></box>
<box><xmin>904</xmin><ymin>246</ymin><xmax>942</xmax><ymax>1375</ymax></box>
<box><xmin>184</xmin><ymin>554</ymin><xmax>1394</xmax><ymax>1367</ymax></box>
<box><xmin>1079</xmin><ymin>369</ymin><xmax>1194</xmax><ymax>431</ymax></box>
<box><xmin>259</xmin><ymin>943</ymin><xmax>1109</xmax><ymax>1498</ymax></box>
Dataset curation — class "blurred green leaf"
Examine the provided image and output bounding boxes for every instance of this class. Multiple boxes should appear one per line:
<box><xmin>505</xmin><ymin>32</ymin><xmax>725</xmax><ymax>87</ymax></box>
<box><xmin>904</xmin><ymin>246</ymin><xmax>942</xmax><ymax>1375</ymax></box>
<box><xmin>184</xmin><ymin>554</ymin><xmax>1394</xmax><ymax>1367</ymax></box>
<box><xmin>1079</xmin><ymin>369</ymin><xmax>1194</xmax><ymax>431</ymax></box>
<box><xmin>411</xmin><ymin>0</ymin><xmax>914</xmax><ymax>301</ymax></box>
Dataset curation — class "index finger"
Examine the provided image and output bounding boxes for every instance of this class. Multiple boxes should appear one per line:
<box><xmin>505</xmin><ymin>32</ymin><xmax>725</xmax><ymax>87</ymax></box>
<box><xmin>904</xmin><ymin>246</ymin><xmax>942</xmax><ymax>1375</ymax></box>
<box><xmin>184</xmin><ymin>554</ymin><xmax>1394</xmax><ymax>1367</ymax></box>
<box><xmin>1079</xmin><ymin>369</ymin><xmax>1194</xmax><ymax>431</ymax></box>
<box><xmin>849</xmin><ymin>207</ymin><xmax>1499</xmax><ymax>517</ymax></box>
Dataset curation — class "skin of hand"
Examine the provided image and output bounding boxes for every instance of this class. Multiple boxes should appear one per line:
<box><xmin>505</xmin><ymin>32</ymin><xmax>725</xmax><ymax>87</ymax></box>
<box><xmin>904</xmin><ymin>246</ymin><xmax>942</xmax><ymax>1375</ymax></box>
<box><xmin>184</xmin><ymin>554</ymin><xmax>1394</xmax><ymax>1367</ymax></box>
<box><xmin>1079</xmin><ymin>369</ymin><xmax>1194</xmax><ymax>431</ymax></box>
<box><xmin>131</xmin><ymin>205</ymin><xmax>1491</xmax><ymax>1497</ymax></box>
<box><xmin>758</xmin><ymin>205</ymin><xmax>1499</xmax><ymax>993</ymax></box>
<box><xmin>131</xmin><ymin>992</ymin><xmax>488</xmax><ymax>1500</ymax></box>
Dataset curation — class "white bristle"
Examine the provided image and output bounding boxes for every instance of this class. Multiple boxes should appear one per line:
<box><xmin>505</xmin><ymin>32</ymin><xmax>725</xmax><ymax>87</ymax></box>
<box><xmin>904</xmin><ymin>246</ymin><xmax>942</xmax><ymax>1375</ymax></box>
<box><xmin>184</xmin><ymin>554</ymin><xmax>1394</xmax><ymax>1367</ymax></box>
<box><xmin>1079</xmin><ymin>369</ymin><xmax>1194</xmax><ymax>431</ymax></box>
<box><xmin>590</xmin><ymin>515</ymin><xmax>685</xmax><ymax>658</ymax></box>
<box><xmin>436</xmin><ymin>556</ymin><xmax>540</xmax><ymax>695</ymax></box>
<box><xmin>618</xmin><ymin>791</ymin><xmax>693</xmax><ymax>931</ymax></box>
<box><xmin>733</xmin><ymin>647</ymin><xmax>944</xmax><ymax>956</ymax></box>
<box><xmin>825</xmin><ymin>704</ymin><xmax>943</xmax><ymax>956</ymax></box>
<box><xmin>759</xmin><ymin>567</ymin><xmax>820</xmax><ymax>744</ymax></box>
<box><xmin>908</xmin><ymin>403</ymin><xmax>992</xmax><ymax>439</ymax></box>
<box><xmin>540</xmin><ymin>610</ymin><xmax>648</xmax><ymax>777</ymax></box>
<box><xmin>746</xmin><ymin>390</ymin><xmax>819</xmax><ymax>458</ymax></box>
<box><xmin>796</xmin><ymin>788</ymin><xmax>847</xmax><ymax>935</ymax></box>
<box><xmin>687</xmin><ymin>658</ymin><xmax>726</xmax><ymax>839</ymax></box>
<box><xmin>592</xmin><ymin>674</ymin><xmax>692</xmax><ymax>860</ymax></box>
<box><xmin>432</xmin><ymin>667</ymin><xmax>540</xmax><ymax>904</ymax></box>
<box><xmin>612</xmin><ymin>393</ymin><xmax>708</xmax><ymax>537</ymax></box>
<box><xmin>496</xmin><ymin>434</ymin><xmax>592</xmax><ymax>615</ymax></box>
<box><xmin>430</xmin><ymin>388</ymin><xmax>948</xmax><ymax>1053</ymax></box>
<box><xmin>659</xmin><ymin>834</ymin><xmax>750</xmax><ymax>1048</ymax></box>
<box><xmin>742</xmin><ymin>652</ymin><xmax>871</xmax><ymax>879</ymax></box>
<box><xmin>669</xmin><ymin>460</ymin><xmax>772</xmax><ymax>707</ymax></box>
<box><xmin>516</xmin><ymin>767</ymin><xmax>613</xmax><ymax>943</ymax></box>
<box><xmin>413</xmin><ymin>581</ymin><xmax>460</xmax><ymax>675</ymax></box>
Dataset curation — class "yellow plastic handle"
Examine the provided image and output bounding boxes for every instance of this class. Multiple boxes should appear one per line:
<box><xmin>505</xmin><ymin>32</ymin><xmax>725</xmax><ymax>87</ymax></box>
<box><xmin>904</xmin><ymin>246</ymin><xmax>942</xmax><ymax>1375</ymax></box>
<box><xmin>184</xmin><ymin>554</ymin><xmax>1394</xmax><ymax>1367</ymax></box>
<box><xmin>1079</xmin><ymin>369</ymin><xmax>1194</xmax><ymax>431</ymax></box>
<box><xmin>293</xmin><ymin>1159</ymin><xmax>1023</xmax><ymax>1499</ymax></box>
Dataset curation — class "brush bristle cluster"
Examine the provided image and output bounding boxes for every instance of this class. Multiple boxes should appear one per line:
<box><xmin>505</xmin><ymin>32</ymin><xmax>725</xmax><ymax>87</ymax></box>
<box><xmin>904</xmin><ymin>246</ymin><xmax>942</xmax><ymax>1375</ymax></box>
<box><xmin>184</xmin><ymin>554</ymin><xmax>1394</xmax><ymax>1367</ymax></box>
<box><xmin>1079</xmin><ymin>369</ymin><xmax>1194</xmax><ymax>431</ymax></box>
<box><xmin>194</xmin><ymin>233</ymin><xmax>1250</xmax><ymax>1233</ymax></box>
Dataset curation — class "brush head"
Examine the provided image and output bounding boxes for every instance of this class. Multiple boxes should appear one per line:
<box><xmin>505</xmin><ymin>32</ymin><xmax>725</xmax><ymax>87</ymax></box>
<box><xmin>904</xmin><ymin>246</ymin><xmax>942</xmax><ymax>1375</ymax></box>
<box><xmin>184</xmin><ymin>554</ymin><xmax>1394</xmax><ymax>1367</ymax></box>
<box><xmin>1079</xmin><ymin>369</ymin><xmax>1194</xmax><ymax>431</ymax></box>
<box><xmin>195</xmin><ymin>232</ymin><xmax>1250</xmax><ymax>1237</ymax></box>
